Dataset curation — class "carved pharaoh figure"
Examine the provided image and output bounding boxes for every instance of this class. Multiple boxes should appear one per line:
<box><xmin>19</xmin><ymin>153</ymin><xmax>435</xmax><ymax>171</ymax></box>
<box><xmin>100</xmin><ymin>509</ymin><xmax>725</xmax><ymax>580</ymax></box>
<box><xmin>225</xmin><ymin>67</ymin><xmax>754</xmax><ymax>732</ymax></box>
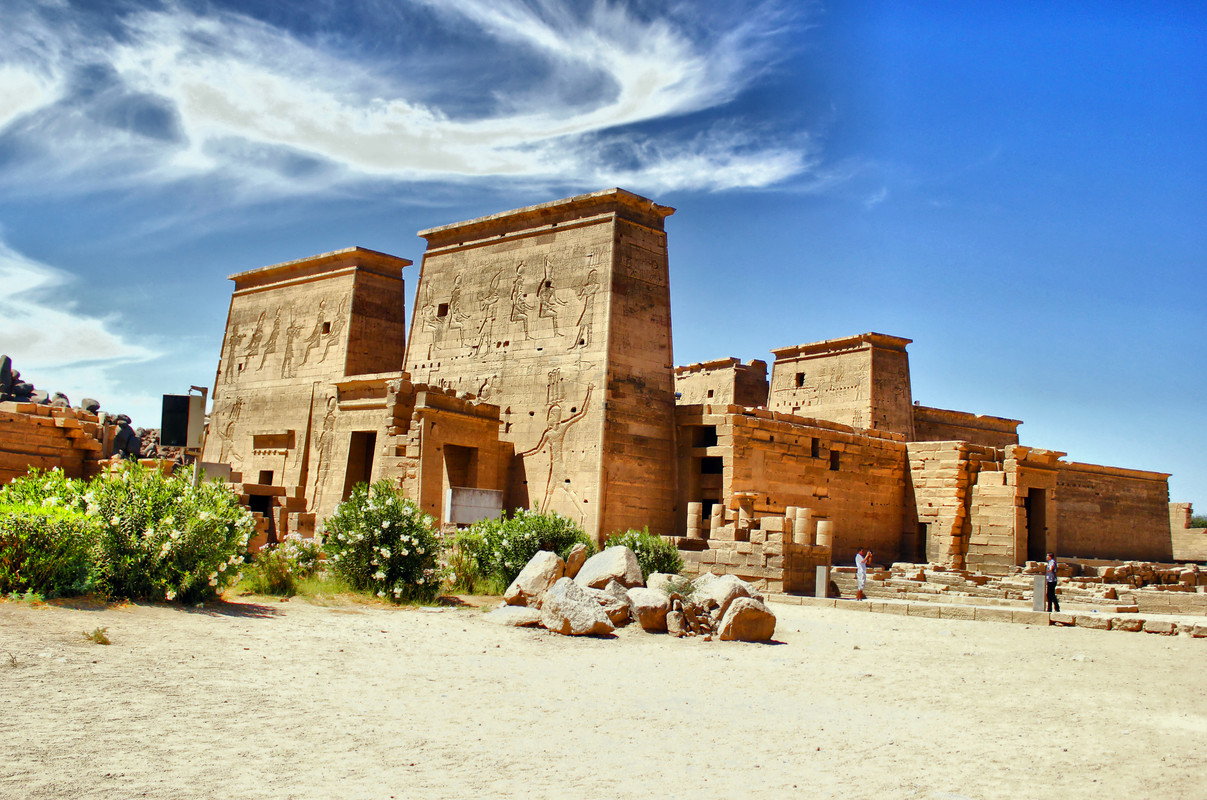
<box><xmin>299</xmin><ymin>298</ymin><xmax>328</xmax><ymax>366</ymax></box>
<box><xmin>223</xmin><ymin>325</ymin><xmax>246</xmax><ymax>383</ymax></box>
<box><xmin>570</xmin><ymin>267</ymin><xmax>600</xmax><ymax>350</ymax></box>
<box><xmin>519</xmin><ymin>383</ymin><xmax>594</xmax><ymax>521</ymax></box>
<box><xmin>257</xmin><ymin>308</ymin><xmax>282</xmax><ymax>370</ymax></box>
<box><xmin>509</xmin><ymin>261</ymin><xmax>533</xmax><ymax>338</ymax></box>
<box><xmin>537</xmin><ymin>255</ymin><xmax>567</xmax><ymax>335</ymax></box>
<box><xmin>280</xmin><ymin>313</ymin><xmax>304</xmax><ymax>378</ymax></box>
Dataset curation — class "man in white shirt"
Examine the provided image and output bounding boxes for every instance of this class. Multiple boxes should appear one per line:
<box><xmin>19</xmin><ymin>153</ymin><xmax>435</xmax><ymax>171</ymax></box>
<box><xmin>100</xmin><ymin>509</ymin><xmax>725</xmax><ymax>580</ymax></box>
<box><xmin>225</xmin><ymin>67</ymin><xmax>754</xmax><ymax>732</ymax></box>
<box><xmin>855</xmin><ymin>548</ymin><xmax>871</xmax><ymax>600</ymax></box>
<box><xmin>1045</xmin><ymin>552</ymin><xmax>1060</xmax><ymax>613</ymax></box>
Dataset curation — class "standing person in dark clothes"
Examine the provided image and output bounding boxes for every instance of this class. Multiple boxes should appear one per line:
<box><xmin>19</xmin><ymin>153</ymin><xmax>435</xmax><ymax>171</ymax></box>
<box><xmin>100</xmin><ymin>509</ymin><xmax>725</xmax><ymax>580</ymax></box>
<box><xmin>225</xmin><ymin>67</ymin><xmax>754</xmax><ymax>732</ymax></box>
<box><xmin>1045</xmin><ymin>552</ymin><xmax>1060</xmax><ymax>613</ymax></box>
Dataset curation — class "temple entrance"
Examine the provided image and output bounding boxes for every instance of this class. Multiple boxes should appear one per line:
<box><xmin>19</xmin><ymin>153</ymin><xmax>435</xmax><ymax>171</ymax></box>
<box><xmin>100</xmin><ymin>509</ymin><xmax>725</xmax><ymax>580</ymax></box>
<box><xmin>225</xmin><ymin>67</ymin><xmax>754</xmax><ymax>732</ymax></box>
<box><xmin>342</xmin><ymin>431</ymin><xmax>377</xmax><ymax>500</ymax></box>
<box><xmin>1025</xmin><ymin>488</ymin><xmax>1048</xmax><ymax>562</ymax></box>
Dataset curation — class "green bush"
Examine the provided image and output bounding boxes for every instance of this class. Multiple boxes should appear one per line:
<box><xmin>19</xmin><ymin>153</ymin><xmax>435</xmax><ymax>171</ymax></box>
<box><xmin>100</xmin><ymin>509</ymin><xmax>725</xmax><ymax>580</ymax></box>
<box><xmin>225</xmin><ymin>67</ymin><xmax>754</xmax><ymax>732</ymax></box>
<box><xmin>0</xmin><ymin>503</ymin><xmax>97</xmax><ymax>597</ymax></box>
<box><xmin>453</xmin><ymin>508</ymin><xmax>596</xmax><ymax>590</ymax></box>
<box><xmin>86</xmin><ymin>464</ymin><xmax>254</xmax><ymax>603</ymax></box>
<box><xmin>322</xmin><ymin>481</ymin><xmax>444</xmax><ymax>603</ymax></box>
<box><xmin>0</xmin><ymin>464</ymin><xmax>254</xmax><ymax>603</ymax></box>
<box><xmin>246</xmin><ymin>533</ymin><xmax>323</xmax><ymax>596</ymax></box>
<box><xmin>605</xmin><ymin>527</ymin><xmax>682</xmax><ymax>580</ymax></box>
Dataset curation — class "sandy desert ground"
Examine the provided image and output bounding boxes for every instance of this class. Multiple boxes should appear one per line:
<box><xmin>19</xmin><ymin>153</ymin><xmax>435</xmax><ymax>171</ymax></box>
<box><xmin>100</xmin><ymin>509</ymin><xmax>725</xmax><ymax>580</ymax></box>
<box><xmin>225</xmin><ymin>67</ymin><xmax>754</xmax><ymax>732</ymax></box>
<box><xmin>1</xmin><ymin>593</ymin><xmax>1204</xmax><ymax>800</ymax></box>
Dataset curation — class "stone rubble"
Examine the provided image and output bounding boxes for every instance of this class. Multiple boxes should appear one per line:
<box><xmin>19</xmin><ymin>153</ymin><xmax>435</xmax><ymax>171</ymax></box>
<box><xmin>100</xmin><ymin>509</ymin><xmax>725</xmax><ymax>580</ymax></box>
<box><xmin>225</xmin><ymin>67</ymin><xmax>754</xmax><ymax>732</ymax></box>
<box><xmin>501</xmin><ymin>547</ymin><xmax>776</xmax><ymax>642</ymax></box>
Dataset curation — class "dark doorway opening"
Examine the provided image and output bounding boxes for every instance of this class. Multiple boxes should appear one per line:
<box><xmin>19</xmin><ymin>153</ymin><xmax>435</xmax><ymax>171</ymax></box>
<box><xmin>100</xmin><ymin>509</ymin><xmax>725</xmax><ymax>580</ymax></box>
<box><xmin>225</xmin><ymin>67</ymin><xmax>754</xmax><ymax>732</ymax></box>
<box><xmin>342</xmin><ymin>431</ymin><xmax>377</xmax><ymax>500</ymax></box>
<box><xmin>1025</xmin><ymin>488</ymin><xmax>1047</xmax><ymax>562</ymax></box>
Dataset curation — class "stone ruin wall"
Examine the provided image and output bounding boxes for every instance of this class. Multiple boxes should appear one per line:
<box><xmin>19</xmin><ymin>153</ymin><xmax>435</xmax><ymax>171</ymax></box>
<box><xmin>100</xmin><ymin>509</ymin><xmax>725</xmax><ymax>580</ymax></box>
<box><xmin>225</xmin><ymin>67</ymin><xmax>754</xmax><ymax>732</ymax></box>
<box><xmin>912</xmin><ymin>405</ymin><xmax>1021</xmax><ymax>449</ymax></box>
<box><xmin>1170</xmin><ymin>503</ymin><xmax>1207</xmax><ymax>562</ymax></box>
<box><xmin>1056</xmin><ymin>462</ymin><xmax>1173</xmax><ymax>562</ymax></box>
<box><xmin>676</xmin><ymin>404</ymin><xmax>908</xmax><ymax>572</ymax></box>
<box><xmin>0</xmin><ymin>402</ymin><xmax>107</xmax><ymax>485</ymax></box>
<box><xmin>404</xmin><ymin>190</ymin><xmax>677</xmax><ymax>544</ymax></box>
<box><xmin>767</xmin><ymin>334</ymin><xmax>914</xmax><ymax>436</ymax></box>
<box><xmin>674</xmin><ymin>358</ymin><xmax>769</xmax><ymax>408</ymax></box>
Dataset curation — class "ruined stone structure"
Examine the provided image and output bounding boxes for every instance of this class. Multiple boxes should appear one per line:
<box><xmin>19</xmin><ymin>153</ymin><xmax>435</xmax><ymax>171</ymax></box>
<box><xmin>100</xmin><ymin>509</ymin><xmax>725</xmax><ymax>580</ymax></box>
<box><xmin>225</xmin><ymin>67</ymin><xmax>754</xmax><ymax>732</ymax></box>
<box><xmin>191</xmin><ymin>189</ymin><xmax>1196</xmax><ymax>585</ymax></box>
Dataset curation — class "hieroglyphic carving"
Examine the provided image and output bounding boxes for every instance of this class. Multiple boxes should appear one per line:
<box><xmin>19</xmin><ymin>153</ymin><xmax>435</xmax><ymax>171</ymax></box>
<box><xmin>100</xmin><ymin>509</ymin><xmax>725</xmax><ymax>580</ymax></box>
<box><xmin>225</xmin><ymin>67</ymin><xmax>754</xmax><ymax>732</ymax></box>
<box><xmin>509</xmin><ymin>261</ymin><xmax>533</xmax><ymax>338</ymax></box>
<box><xmin>444</xmin><ymin>274</ymin><xmax>471</xmax><ymax>347</ymax></box>
<box><xmin>537</xmin><ymin>255</ymin><xmax>567</xmax><ymax>335</ymax></box>
<box><xmin>546</xmin><ymin>368</ymin><xmax>564</xmax><ymax>405</ymax></box>
<box><xmin>519</xmin><ymin>383</ymin><xmax>593</xmax><ymax>521</ymax></box>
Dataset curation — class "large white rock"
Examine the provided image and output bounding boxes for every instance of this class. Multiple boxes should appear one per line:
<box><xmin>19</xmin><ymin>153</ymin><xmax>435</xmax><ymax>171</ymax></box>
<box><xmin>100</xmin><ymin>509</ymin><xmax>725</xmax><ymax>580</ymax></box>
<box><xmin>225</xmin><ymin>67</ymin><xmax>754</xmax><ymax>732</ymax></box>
<box><xmin>646</xmin><ymin>572</ymin><xmax>677</xmax><ymax>593</ymax></box>
<box><xmin>693</xmin><ymin>573</ymin><xmax>763</xmax><ymax>619</ymax></box>
<box><xmin>504</xmin><ymin>550</ymin><xmax>565</xmax><ymax>607</ymax></box>
<box><xmin>564</xmin><ymin>543</ymin><xmax>589</xmax><ymax>579</ymax></box>
<box><xmin>540</xmin><ymin>578</ymin><xmax>615</xmax><ymax>636</ymax></box>
<box><xmin>574</xmin><ymin>545</ymin><xmax>644</xmax><ymax>589</ymax></box>
<box><xmin>486</xmin><ymin>605</ymin><xmax>542</xmax><ymax>627</ymax></box>
<box><xmin>585</xmin><ymin>583</ymin><xmax>632</xmax><ymax>626</ymax></box>
<box><xmin>627</xmin><ymin>587</ymin><xmax>670</xmax><ymax>631</ymax></box>
<box><xmin>717</xmin><ymin>597</ymin><xmax>776</xmax><ymax>642</ymax></box>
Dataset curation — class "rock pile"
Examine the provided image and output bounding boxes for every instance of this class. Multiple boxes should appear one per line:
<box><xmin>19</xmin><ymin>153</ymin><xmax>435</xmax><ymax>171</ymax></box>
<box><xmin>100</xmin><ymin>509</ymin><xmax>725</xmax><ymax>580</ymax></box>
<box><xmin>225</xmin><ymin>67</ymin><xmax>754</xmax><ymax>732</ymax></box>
<box><xmin>488</xmin><ymin>544</ymin><xmax>776</xmax><ymax>642</ymax></box>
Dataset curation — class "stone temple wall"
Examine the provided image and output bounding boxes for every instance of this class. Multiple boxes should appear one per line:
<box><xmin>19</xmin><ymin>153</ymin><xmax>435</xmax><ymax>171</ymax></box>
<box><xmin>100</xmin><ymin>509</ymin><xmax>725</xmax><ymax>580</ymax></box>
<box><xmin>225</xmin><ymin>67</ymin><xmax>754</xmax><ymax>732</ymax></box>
<box><xmin>404</xmin><ymin>189</ymin><xmax>678</xmax><ymax>544</ymax></box>
<box><xmin>1056</xmin><ymin>462</ymin><xmax>1172</xmax><ymax>562</ymax></box>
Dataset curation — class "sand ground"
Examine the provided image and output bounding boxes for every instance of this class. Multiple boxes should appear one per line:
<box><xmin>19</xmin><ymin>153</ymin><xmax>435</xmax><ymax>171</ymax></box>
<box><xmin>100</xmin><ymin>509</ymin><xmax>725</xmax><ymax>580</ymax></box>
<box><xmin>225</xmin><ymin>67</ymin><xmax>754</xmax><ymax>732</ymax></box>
<box><xmin>1</xmin><ymin>594</ymin><xmax>1204</xmax><ymax>800</ymax></box>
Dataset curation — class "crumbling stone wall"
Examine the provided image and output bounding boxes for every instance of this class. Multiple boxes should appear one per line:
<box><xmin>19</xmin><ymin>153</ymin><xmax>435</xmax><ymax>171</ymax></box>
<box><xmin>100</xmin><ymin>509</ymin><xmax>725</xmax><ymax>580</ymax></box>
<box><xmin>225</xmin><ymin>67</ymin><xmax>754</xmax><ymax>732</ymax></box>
<box><xmin>675</xmin><ymin>358</ymin><xmax>768</xmax><ymax>407</ymax></box>
<box><xmin>912</xmin><ymin>405</ymin><xmax>1020</xmax><ymax>449</ymax></box>
<box><xmin>1170</xmin><ymin>503</ymin><xmax>1207</xmax><ymax>562</ymax></box>
<box><xmin>0</xmin><ymin>402</ymin><xmax>106</xmax><ymax>484</ymax></box>
<box><xmin>1056</xmin><ymin>462</ymin><xmax>1172</xmax><ymax>561</ymax></box>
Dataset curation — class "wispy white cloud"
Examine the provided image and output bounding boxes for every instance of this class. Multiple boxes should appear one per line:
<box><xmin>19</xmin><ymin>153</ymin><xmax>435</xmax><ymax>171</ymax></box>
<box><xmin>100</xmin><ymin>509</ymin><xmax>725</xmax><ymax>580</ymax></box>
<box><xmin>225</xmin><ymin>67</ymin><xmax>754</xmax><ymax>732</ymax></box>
<box><xmin>0</xmin><ymin>238</ymin><xmax>163</xmax><ymax>420</ymax></box>
<box><xmin>0</xmin><ymin>0</ymin><xmax>812</xmax><ymax>194</ymax></box>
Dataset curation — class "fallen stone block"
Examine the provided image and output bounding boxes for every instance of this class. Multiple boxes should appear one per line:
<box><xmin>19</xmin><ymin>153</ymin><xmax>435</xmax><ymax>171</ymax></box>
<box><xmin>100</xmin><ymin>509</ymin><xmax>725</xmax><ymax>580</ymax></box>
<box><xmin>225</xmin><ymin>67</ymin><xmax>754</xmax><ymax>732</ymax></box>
<box><xmin>628</xmin><ymin>587</ymin><xmax>669</xmax><ymax>631</ymax></box>
<box><xmin>718</xmin><ymin>597</ymin><xmax>776</xmax><ymax>642</ymax></box>
<box><xmin>504</xmin><ymin>550</ymin><xmax>565</xmax><ymax>607</ymax></box>
<box><xmin>564</xmin><ymin>543</ymin><xmax>589</xmax><ymax>579</ymax></box>
<box><xmin>486</xmin><ymin>605</ymin><xmax>542</xmax><ymax>627</ymax></box>
<box><xmin>1143</xmin><ymin>620</ymin><xmax>1176</xmax><ymax>636</ymax></box>
<box><xmin>540</xmin><ymin>578</ymin><xmax>614</xmax><ymax>636</ymax></box>
<box><xmin>574</xmin><ymin>545</ymin><xmax>643</xmax><ymax>589</ymax></box>
<box><xmin>1074</xmin><ymin>614</ymin><xmax>1110</xmax><ymax>630</ymax></box>
<box><xmin>1049</xmin><ymin>612</ymin><xmax>1075</xmax><ymax>626</ymax></box>
<box><xmin>1109</xmin><ymin>618</ymin><xmax>1144</xmax><ymax>632</ymax></box>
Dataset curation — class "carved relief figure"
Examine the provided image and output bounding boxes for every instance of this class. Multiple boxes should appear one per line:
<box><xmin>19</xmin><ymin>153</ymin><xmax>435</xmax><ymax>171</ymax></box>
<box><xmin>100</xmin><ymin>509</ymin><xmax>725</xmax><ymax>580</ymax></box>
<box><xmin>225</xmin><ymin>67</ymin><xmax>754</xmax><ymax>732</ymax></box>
<box><xmin>257</xmin><ymin>307</ymin><xmax>282</xmax><ymax>370</ymax></box>
<box><xmin>312</xmin><ymin>396</ymin><xmax>338</xmax><ymax>505</ymax></box>
<box><xmin>519</xmin><ymin>383</ymin><xmax>594</xmax><ymax>520</ymax></box>
<box><xmin>320</xmin><ymin>298</ymin><xmax>346</xmax><ymax>362</ymax></box>
<box><xmin>509</xmin><ymin>261</ymin><xmax>533</xmax><ymax>338</ymax></box>
<box><xmin>443</xmin><ymin>274</ymin><xmax>471</xmax><ymax>348</ymax></box>
<box><xmin>472</xmin><ymin>269</ymin><xmax>504</xmax><ymax>354</ymax></box>
<box><xmin>244</xmin><ymin>311</ymin><xmax>267</xmax><ymax>361</ymax></box>
<box><xmin>299</xmin><ymin>299</ymin><xmax>328</xmax><ymax>366</ymax></box>
<box><xmin>223</xmin><ymin>325</ymin><xmax>245</xmax><ymax>383</ymax></box>
<box><xmin>280</xmin><ymin>313</ymin><xmax>304</xmax><ymax>378</ymax></box>
<box><xmin>218</xmin><ymin>395</ymin><xmax>244</xmax><ymax>466</ymax></box>
<box><xmin>570</xmin><ymin>266</ymin><xmax>600</xmax><ymax>350</ymax></box>
<box><xmin>537</xmin><ymin>255</ymin><xmax>567</xmax><ymax>335</ymax></box>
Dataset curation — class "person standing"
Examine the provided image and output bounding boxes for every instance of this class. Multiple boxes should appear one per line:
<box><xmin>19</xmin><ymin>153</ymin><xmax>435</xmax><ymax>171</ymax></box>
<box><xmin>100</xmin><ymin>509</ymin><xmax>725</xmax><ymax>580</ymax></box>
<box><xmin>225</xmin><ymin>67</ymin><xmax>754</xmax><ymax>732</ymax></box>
<box><xmin>1045</xmin><ymin>552</ymin><xmax>1060</xmax><ymax>613</ymax></box>
<box><xmin>855</xmin><ymin>548</ymin><xmax>871</xmax><ymax>600</ymax></box>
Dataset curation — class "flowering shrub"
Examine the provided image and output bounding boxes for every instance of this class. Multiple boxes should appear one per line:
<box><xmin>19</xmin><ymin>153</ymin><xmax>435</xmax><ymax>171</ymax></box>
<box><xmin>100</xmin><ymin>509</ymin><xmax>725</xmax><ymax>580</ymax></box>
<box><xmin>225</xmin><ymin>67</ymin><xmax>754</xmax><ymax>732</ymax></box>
<box><xmin>247</xmin><ymin>533</ymin><xmax>323</xmax><ymax>596</ymax></box>
<box><xmin>322</xmin><ymin>481</ymin><xmax>443</xmax><ymax>603</ymax></box>
<box><xmin>605</xmin><ymin>527</ymin><xmax>683</xmax><ymax>580</ymax></box>
<box><xmin>0</xmin><ymin>465</ymin><xmax>254</xmax><ymax>603</ymax></box>
<box><xmin>453</xmin><ymin>508</ymin><xmax>595</xmax><ymax>590</ymax></box>
<box><xmin>0</xmin><ymin>503</ymin><xmax>97</xmax><ymax>597</ymax></box>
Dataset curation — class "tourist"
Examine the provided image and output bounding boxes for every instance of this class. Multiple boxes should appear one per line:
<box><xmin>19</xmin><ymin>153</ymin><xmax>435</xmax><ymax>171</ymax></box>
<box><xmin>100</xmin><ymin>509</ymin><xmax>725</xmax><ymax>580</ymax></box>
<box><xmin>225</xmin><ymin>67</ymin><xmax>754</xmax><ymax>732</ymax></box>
<box><xmin>1045</xmin><ymin>552</ymin><xmax>1060</xmax><ymax>612</ymax></box>
<box><xmin>855</xmin><ymin>548</ymin><xmax>871</xmax><ymax>600</ymax></box>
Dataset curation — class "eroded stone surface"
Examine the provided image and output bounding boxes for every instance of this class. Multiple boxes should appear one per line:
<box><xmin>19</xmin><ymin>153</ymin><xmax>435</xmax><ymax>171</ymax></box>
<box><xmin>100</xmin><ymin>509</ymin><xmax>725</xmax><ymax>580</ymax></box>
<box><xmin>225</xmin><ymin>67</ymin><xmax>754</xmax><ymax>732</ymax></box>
<box><xmin>574</xmin><ymin>546</ymin><xmax>643</xmax><ymax>589</ymax></box>
<box><xmin>540</xmin><ymin>578</ymin><xmax>614</xmax><ymax>636</ymax></box>
<box><xmin>504</xmin><ymin>551</ymin><xmax>564</xmax><ymax>607</ymax></box>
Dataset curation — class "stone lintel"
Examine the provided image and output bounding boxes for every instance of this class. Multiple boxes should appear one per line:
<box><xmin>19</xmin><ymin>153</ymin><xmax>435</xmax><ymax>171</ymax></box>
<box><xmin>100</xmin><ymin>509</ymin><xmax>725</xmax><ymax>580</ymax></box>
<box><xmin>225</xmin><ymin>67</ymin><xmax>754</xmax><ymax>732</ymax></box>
<box><xmin>912</xmin><ymin>404</ymin><xmax>1022</xmax><ymax>432</ymax></box>
<box><xmin>770</xmin><ymin>331</ymin><xmax>913</xmax><ymax>362</ymax></box>
<box><xmin>1060</xmin><ymin>460</ymin><xmax>1172</xmax><ymax>483</ymax></box>
<box><xmin>417</xmin><ymin>188</ymin><xmax>675</xmax><ymax>248</ymax></box>
<box><xmin>228</xmin><ymin>247</ymin><xmax>412</xmax><ymax>288</ymax></box>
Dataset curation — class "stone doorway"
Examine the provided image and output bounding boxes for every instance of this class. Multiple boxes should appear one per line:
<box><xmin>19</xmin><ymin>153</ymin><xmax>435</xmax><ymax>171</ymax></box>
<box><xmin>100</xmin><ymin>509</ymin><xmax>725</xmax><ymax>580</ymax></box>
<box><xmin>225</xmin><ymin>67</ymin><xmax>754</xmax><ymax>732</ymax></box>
<box><xmin>1025</xmin><ymin>488</ymin><xmax>1048</xmax><ymax>562</ymax></box>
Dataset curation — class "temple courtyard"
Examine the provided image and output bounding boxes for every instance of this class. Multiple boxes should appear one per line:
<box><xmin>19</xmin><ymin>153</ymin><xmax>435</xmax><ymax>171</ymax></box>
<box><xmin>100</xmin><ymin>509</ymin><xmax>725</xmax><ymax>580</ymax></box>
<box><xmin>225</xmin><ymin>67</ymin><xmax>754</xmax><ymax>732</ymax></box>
<box><xmin>2</xmin><ymin>596</ymin><xmax>1204</xmax><ymax>799</ymax></box>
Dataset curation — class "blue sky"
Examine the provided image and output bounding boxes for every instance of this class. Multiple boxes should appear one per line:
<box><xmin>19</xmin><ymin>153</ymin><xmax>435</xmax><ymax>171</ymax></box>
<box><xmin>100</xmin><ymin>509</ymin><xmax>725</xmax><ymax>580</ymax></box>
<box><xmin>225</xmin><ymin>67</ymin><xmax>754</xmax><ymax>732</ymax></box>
<box><xmin>1</xmin><ymin>0</ymin><xmax>1204</xmax><ymax>509</ymax></box>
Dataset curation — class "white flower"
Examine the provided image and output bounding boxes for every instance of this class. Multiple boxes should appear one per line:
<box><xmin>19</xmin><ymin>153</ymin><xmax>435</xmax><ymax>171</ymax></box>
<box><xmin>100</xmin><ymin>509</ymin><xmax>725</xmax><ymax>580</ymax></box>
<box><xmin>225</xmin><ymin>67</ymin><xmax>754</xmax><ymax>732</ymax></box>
<box><xmin>373</xmin><ymin>570</ymin><xmax>386</xmax><ymax>581</ymax></box>
<box><xmin>218</xmin><ymin>563</ymin><xmax>226</xmax><ymax>572</ymax></box>
<box><xmin>376</xmin><ymin>590</ymin><xmax>385</xmax><ymax>598</ymax></box>
<box><xmin>110</xmin><ymin>516</ymin><xmax>121</xmax><ymax>525</ymax></box>
<box><xmin>381</xmin><ymin>520</ymin><xmax>390</xmax><ymax>529</ymax></box>
<box><xmin>165</xmin><ymin>590</ymin><xmax>176</xmax><ymax>600</ymax></box>
<box><xmin>208</xmin><ymin>577</ymin><xmax>217</xmax><ymax>586</ymax></box>
<box><xmin>400</xmin><ymin>548</ymin><xmax>408</xmax><ymax>557</ymax></box>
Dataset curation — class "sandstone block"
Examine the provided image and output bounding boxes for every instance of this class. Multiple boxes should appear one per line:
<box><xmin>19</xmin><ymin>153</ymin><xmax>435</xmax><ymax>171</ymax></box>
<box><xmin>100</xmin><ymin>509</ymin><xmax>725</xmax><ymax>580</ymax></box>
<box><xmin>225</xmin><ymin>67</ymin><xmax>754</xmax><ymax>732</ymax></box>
<box><xmin>486</xmin><ymin>605</ymin><xmax>542</xmax><ymax>627</ymax></box>
<box><xmin>717</xmin><ymin>597</ymin><xmax>776</xmax><ymax>642</ymax></box>
<box><xmin>574</xmin><ymin>545</ymin><xmax>643</xmax><ymax>589</ymax></box>
<box><xmin>1109</xmin><ymin>618</ymin><xmax>1144</xmax><ymax>632</ymax></box>
<box><xmin>504</xmin><ymin>550</ymin><xmax>565</xmax><ymax>607</ymax></box>
<box><xmin>628</xmin><ymin>587</ymin><xmax>670</xmax><ymax>631</ymax></box>
<box><xmin>540</xmin><ymin>578</ymin><xmax>614</xmax><ymax>636</ymax></box>
<box><xmin>1074</xmin><ymin>614</ymin><xmax>1110</xmax><ymax>630</ymax></box>
<box><xmin>564</xmin><ymin>543</ymin><xmax>589</xmax><ymax>579</ymax></box>
<box><xmin>1143</xmin><ymin>620</ymin><xmax>1176</xmax><ymax>636</ymax></box>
